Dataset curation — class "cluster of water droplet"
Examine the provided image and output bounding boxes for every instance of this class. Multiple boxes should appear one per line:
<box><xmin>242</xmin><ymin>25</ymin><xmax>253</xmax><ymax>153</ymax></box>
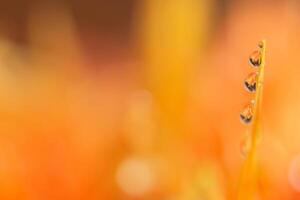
<box><xmin>240</xmin><ymin>42</ymin><xmax>263</xmax><ymax>124</ymax></box>
<box><xmin>239</xmin><ymin>41</ymin><xmax>263</xmax><ymax>158</ymax></box>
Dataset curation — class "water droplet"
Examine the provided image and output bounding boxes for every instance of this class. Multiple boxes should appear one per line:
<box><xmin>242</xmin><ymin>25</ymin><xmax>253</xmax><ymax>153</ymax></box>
<box><xmin>240</xmin><ymin>101</ymin><xmax>254</xmax><ymax>125</ymax></box>
<box><xmin>240</xmin><ymin>134</ymin><xmax>251</xmax><ymax>158</ymax></box>
<box><xmin>244</xmin><ymin>72</ymin><xmax>258</xmax><ymax>93</ymax></box>
<box><xmin>116</xmin><ymin>157</ymin><xmax>156</xmax><ymax>196</ymax></box>
<box><xmin>249</xmin><ymin>50</ymin><xmax>262</xmax><ymax>67</ymax></box>
<box><xmin>258</xmin><ymin>41</ymin><xmax>264</xmax><ymax>48</ymax></box>
<box><xmin>289</xmin><ymin>155</ymin><xmax>300</xmax><ymax>192</ymax></box>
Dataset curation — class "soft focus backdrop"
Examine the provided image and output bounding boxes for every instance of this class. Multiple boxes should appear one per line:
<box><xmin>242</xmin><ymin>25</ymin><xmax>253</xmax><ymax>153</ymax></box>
<box><xmin>0</xmin><ymin>0</ymin><xmax>300</xmax><ymax>199</ymax></box>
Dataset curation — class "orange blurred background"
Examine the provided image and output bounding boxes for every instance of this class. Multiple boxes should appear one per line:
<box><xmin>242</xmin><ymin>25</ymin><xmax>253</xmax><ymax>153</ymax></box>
<box><xmin>0</xmin><ymin>0</ymin><xmax>300</xmax><ymax>199</ymax></box>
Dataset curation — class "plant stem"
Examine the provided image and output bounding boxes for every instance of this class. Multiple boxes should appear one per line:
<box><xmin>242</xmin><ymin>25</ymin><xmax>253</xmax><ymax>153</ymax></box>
<box><xmin>237</xmin><ymin>40</ymin><xmax>266</xmax><ymax>200</ymax></box>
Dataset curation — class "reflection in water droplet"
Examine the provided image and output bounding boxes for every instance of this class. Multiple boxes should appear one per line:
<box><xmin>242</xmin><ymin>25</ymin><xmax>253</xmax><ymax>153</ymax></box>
<box><xmin>249</xmin><ymin>50</ymin><xmax>262</xmax><ymax>67</ymax></box>
<box><xmin>240</xmin><ymin>102</ymin><xmax>254</xmax><ymax>125</ymax></box>
<box><xmin>244</xmin><ymin>72</ymin><xmax>258</xmax><ymax>93</ymax></box>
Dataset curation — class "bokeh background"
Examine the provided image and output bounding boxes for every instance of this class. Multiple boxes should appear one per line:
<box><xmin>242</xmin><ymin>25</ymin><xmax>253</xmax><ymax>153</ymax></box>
<box><xmin>0</xmin><ymin>0</ymin><xmax>300</xmax><ymax>199</ymax></box>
